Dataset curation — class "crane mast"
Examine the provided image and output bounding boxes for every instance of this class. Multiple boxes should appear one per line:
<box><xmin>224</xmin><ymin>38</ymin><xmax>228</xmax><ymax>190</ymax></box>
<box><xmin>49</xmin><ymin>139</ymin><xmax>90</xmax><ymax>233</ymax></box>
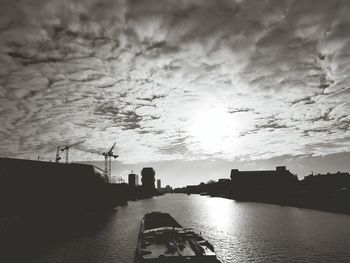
<box><xmin>104</xmin><ymin>154</ymin><xmax>109</xmax><ymax>180</ymax></box>
<box><xmin>55</xmin><ymin>147</ymin><xmax>61</xmax><ymax>163</ymax></box>
<box><xmin>108</xmin><ymin>156</ymin><xmax>112</xmax><ymax>180</ymax></box>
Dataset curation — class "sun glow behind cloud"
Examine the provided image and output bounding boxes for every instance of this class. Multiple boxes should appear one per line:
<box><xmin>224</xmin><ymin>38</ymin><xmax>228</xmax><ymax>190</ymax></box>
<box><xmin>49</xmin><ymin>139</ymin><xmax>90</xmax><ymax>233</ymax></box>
<box><xmin>189</xmin><ymin>107</ymin><xmax>240</xmax><ymax>154</ymax></box>
<box><xmin>0</xmin><ymin>0</ymin><xmax>350</xmax><ymax>165</ymax></box>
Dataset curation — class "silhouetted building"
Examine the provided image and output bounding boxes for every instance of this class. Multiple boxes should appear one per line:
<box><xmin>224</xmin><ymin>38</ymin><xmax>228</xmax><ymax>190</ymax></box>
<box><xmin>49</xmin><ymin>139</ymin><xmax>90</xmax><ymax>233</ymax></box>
<box><xmin>301</xmin><ymin>171</ymin><xmax>350</xmax><ymax>191</ymax></box>
<box><xmin>180</xmin><ymin>167</ymin><xmax>350</xmax><ymax>214</ymax></box>
<box><xmin>230</xmin><ymin>166</ymin><xmax>295</xmax><ymax>179</ymax></box>
<box><xmin>141</xmin><ymin>167</ymin><xmax>155</xmax><ymax>190</ymax></box>
<box><xmin>0</xmin><ymin>157</ymin><xmax>128</xmax><ymax>217</ymax></box>
<box><xmin>230</xmin><ymin>166</ymin><xmax>298</xmax><ymax>202</ymax></box>
<box><xmin>157</xmin><ymin>179</ymin><xmax>161</xmax><ymax>189</ymax></box>
<box><xmin>297</xmin><ymin>171</ymin><xmax>350</xmax><ymax>214</ymax></box>
<box><xmin>128</xmin><ymin>172</ymin><xmax>139</xmax><ymax>187</ymax></box>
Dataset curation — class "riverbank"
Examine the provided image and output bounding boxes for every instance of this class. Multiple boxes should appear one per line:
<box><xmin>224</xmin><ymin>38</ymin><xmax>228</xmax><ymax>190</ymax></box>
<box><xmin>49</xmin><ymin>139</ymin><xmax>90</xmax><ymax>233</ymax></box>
<box><xmin>178</xmin><ymin>177</ymin><xmax>350</xmax><ymax>215</ymax></box>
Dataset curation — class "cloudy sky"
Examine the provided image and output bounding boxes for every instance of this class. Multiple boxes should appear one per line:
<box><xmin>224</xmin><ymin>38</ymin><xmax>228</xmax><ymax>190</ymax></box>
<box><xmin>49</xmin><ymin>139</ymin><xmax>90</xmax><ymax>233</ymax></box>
<box><xmin>1</xmin><ymin>0</ymin><xmax>350</xmax><ymax>186</ymax></box>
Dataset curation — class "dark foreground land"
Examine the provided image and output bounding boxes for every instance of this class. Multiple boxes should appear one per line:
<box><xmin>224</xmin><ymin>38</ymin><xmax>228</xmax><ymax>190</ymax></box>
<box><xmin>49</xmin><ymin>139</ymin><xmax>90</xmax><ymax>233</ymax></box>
<box><xmin>0</xmin><ymin>157</ymin><xmax>160</xmax><ymax>218</ymax></box>
<box><xmin>0</xmin><ymin>158</ymin><xmax>129</xmax><ymax>218</ymax></box>
<box><xmin>0</xmin><ymin>157</ymin><xmax>160</xmax><ymax>262</ymax></box>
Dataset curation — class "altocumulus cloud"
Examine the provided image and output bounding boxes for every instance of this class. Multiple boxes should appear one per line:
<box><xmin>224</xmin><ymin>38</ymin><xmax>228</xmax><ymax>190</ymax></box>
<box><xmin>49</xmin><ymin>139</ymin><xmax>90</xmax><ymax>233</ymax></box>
<box><xmin>0</xmin><ymin>0</ymin><xmax>350</xmax><ymax>163</ymax></box>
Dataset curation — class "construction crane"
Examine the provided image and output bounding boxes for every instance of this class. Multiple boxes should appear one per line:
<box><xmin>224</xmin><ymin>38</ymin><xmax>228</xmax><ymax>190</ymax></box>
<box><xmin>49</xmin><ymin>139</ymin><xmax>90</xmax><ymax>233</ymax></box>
<box><xmin>55</xmin><ymin>147</ymin><xmax>61</xmax><ymax>163</ymax></box>
<box><xmin>60</xmin><ymin>140</ymin><xmax>85</xmax><ymax>164</ymax></box>
<box><xmin>104</xmin><ymin>142</ymin><xmax>119</xmax><ymax>180</ymax></box>
<box><xmin>76</xmin><ymin>143</ymin><xmax>118</xmax><ymax>182</ymax></box>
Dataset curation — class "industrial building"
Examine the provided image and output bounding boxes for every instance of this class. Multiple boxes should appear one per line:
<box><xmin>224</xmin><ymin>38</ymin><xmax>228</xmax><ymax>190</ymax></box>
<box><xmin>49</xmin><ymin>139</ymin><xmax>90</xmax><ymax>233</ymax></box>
<box><xmin>230</xmin><ymin>166</ymin><xmax>295</xmax><ymax>179</ymax></box>
<box><xmin>229</xmin><ymin>166</ymin><xmax>298</xmax><ymax>200</ymax></box>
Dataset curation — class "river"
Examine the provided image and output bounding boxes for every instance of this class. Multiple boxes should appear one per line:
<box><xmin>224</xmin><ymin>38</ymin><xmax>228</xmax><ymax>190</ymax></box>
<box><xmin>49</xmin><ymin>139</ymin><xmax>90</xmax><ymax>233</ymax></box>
<box><xmin>24</xmin><ymin>194</ymin><xmax>350</xmax><ymax>262</ymax></box>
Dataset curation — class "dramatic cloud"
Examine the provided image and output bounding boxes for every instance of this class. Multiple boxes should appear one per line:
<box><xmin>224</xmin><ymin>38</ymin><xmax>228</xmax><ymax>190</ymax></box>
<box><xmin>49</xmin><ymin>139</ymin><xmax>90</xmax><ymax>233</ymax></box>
<box><xmin>1</xmin><ymin>0</ymin><xmax>350</xmax><ymax>166</ymax></box>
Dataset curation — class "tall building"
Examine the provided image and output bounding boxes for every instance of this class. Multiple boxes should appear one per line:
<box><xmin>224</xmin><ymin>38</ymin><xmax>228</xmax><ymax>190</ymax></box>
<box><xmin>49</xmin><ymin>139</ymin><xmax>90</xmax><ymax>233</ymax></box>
<box><xmin>141</xmin><ymin>167</ymin><xmax>155</xmax><ymax>190</ymax></box>
<box><xmin>128</xmin><ymin>172</ymin><xmax>139</xmax><ymax>187</ymax></box>
<box><xmin>157</xmin><ymin>179</ymin><xmax>161</xmax><ymax>189</ymax></box>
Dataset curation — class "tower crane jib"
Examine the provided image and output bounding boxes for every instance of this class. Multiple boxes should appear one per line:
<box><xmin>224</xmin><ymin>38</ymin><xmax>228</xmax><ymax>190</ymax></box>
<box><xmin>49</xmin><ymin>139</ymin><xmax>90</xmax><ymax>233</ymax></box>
<box><xmin>60</xmin><ymin>140</ymin><xmax>85</xmax><ymax>164</ymax></box>
<box><xmin>75</xmin><ymin>143</ymin><xmax>119</xmax><ymax>182</ymax></box>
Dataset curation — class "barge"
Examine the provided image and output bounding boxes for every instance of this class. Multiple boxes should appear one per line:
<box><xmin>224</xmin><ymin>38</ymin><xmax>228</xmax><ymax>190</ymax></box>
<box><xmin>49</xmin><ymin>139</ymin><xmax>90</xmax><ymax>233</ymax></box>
<box><xmin>135</xmin><ymin>212</ymin><xmax>221</xmax><ymax>263</ymax></box>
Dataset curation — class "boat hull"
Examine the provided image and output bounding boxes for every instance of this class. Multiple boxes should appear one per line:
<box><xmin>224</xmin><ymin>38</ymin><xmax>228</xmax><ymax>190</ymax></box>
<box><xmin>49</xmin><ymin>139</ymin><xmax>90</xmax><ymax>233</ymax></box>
<box><xmin>135</xmin><ymin>212</ymin><xmax>221</xmax><ymax>263</ymax></box>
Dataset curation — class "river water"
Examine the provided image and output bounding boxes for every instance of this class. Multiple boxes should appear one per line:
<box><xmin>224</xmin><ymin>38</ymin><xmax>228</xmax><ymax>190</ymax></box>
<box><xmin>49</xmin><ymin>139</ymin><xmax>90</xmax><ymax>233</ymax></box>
<box><xmin>27</xmin><ymin>194</ymin><xmax>350</xmax><ymax>263</ymax></box>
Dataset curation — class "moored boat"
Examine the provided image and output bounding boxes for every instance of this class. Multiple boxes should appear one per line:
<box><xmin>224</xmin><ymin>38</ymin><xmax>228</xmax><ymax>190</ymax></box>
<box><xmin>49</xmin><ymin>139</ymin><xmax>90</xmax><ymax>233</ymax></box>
<box><xmin>135</xmin><ymin>211</ymin><xmax>221</xmax><ymax>262</ymax></box>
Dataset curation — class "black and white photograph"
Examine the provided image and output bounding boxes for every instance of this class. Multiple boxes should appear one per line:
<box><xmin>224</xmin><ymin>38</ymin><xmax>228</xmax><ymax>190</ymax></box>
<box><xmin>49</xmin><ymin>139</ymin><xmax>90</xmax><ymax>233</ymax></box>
<box><xmin>1</xmin><ymin>0</ymin><xmax>350</xmax><ymax>262</ymax></box>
